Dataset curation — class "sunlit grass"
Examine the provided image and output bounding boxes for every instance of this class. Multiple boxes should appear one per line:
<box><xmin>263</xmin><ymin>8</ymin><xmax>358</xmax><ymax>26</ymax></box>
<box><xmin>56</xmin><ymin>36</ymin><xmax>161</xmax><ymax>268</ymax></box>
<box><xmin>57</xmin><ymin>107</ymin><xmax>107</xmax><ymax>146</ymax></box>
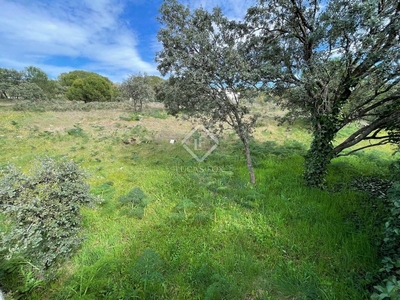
<box><xmin>0</xmin><ymin>108</ymin><xmax>396</xmax><ymax>299</ymax></box>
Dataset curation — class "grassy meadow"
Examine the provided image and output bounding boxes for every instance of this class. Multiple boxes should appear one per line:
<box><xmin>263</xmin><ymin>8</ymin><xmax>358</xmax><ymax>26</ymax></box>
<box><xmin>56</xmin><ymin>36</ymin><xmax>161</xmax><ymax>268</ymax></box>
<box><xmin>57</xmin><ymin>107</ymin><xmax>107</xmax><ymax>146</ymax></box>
<box><xmin>0</xmin><ymin>100</ymin><xmax>398</xmax><ymax>299</ymax></box>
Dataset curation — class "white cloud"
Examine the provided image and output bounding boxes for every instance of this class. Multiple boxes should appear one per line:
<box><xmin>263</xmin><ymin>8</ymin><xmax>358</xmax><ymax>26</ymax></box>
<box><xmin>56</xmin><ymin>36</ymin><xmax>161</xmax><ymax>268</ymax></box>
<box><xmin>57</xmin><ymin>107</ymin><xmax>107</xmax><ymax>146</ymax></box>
<box><xmin>0</xmin><ymin>0</ymin><xmax>259</xmax><ymax>82</ymax></box>
<box><xmin>0</xmin><ymin>0</ymin><xmax>158</xmax><ymax>82</ymax></box>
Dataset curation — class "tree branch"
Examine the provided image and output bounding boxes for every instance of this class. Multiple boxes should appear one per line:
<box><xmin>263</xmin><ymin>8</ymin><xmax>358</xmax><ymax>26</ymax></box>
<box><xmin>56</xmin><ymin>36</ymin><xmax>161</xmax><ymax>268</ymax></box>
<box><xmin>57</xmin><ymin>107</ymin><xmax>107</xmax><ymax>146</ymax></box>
<box><xmin>333</xmin><ymin>113</ymin><xmax>398</xmax><ymax>155</ymax></box>
<box><xmin>336</xmin><ymin>140</ymin><xmax>392</xmax><ymax>157</ymax></box>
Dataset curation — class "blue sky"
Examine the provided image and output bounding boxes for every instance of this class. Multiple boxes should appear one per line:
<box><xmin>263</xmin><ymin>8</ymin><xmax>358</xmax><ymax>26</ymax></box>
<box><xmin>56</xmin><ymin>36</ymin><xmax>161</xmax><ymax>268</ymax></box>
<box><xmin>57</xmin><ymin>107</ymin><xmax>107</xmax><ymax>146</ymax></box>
<box><xmin>0</xmin><ymin>0</ymin><xmax>254</xmax><ymax>83</ymax></box>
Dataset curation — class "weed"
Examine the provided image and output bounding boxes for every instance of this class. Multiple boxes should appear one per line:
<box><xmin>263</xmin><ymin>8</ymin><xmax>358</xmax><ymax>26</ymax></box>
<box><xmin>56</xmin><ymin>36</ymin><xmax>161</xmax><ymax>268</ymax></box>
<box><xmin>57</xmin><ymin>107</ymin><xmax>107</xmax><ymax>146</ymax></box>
<box><xmin>0</xmin><ymin>109</ymin><xmax>396</xmax><ymax>300</ymax></box>
<box><xmin>117</xmin><ymin>187</ymin><xmax>150</xmax><ymax>219</ymax></box>
<box><xmin>67</xmin><ymin>124</ymin><xmax>86</xmax><ymax>138</ymax></box>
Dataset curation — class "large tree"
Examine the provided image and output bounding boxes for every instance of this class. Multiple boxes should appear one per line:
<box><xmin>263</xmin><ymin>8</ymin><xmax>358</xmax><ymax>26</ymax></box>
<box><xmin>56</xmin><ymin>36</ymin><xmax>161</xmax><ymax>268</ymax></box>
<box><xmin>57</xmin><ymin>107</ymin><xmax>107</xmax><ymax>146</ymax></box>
<box><xmin>245</xmin><ymin>0</ymin><xmax>400</xmax><ymax>187</ymax></box>
<box><xmin>60</xmin><ymin>70</ymin><xmax>115</xmax><ymax>103</ymax></box>
<box><xmin>156</xmin><ymin>0</ymin><xmax>259</xmax><ymax>184</ymax></box>
<box><xmin>0</xmin><ymin>67</ymin><xmax>49</xmax><ymax>100</ymax></box>
<box><xmin>23</xmin><ymin>66</ymin><xmax>62</xmax><ymax>99</ymax></box>
<box><xmin>0</xmin><ymin>68</ymin><xmax>23</xmax><ymax>98</ymax></box>
<box><xmin>8</xmin><ymin>82</ymin><xmax>46</xmax><ymax>101</ymax></box>
<box><xmin>23</xmin><ymin>66</ymin><xmax>48</xmax><ymax>87</ymax></box>
<box><xmin>65</xmin><ymin>75</ymin><xmax>113</xmax><ymax>103</ymax></box>
<box><xmin>58</xmin><ymin>70</ymin><xmax>105</xmax><ymax>87</ymax></box>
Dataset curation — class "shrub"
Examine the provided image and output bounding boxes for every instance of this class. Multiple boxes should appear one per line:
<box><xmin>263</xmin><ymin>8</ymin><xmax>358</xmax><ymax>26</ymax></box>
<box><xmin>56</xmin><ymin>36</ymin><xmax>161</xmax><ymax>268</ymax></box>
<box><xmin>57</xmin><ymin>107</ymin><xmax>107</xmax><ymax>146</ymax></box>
<box><xmin>66</xmin><ymin>75</ymin><xmax>113</xmax><ymax>103</ymax></box>
<box><xmin>371</xmin><ymin>158</ymin><xmax>400</xmax><ymax>300</ymax></box>
<box><xmin>0</xmin><ymin>157</ymin><xmax>99</xmax><ymax>295</ymax></box>
<box><xmin>117</xmin><ymin>187</ymin><xmax>149</xmax><ymax>219</ymax></box>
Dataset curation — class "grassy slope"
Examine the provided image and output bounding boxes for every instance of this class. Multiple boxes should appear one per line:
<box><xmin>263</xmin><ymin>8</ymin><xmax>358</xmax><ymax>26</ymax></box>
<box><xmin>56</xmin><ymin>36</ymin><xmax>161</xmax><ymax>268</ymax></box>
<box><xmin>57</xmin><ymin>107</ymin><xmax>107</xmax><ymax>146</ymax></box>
<box><xmin>0</xmin><ymin>103</ymin><xmax>397</xmax><ymax>299</ymax></box>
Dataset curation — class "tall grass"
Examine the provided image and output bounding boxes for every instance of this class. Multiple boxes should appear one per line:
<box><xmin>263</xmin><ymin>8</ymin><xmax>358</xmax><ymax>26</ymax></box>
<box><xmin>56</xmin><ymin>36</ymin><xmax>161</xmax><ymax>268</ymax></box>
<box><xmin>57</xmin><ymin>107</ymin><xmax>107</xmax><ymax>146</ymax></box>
<box><xmin>0</xmin><ymin>109</ymin><xmax>395</xmax><ymax>299</ymax></box>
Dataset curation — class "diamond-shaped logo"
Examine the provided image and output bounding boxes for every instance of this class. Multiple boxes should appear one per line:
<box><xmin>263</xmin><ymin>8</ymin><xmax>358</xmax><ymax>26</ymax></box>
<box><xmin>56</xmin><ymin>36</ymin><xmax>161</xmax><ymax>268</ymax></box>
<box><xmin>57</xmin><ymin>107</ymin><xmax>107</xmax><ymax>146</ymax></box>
<box><xmin>182</xmin><ymin>125</ymin><xmax>219</xmax><ymax>162</ymax></box>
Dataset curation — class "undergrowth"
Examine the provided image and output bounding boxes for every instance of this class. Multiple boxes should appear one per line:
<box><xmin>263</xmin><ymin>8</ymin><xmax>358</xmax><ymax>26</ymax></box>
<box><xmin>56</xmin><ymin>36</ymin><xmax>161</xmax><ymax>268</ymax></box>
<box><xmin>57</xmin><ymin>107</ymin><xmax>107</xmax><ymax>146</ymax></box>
<box><xmin>0</xmin><ymin>109</ymin><xmax>396</xmax><ymax>299</ymax></box>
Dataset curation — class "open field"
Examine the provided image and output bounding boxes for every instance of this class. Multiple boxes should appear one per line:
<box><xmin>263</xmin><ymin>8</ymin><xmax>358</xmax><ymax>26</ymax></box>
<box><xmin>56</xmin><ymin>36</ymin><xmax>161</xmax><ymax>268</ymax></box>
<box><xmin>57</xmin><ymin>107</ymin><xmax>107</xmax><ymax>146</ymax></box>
<box><xmin>0</xmin><ymin>101</ymin><xmax>398</xmax><ymax>299</ymax></box>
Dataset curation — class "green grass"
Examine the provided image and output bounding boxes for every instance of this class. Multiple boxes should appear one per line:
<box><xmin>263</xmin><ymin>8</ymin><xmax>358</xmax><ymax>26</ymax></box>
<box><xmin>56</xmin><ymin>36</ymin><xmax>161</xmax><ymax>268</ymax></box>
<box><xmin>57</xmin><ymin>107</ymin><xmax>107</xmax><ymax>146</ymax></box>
<box><xmin>0</xmin><ymin>108</ymin><xmax>396</xmax><ymax>299</ymax></box>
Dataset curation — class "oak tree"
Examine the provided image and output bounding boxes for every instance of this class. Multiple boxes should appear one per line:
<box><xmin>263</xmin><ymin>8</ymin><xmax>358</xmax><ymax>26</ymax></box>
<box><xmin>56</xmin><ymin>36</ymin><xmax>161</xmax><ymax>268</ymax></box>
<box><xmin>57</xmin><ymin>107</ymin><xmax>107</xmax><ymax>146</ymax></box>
<box><xmin>245</xmin><ymin>0</ymin><xmax>400</xmax><ymax>187</ymax></box>
<box><xmin>156</xmin><ymin>0</ymin><xmax>259</xmax><ymax>184</ymax></box>
<box><xmin>0</xmin><ymin>68</ymin><xmax>23</xmax><ymax>98</ymax></box>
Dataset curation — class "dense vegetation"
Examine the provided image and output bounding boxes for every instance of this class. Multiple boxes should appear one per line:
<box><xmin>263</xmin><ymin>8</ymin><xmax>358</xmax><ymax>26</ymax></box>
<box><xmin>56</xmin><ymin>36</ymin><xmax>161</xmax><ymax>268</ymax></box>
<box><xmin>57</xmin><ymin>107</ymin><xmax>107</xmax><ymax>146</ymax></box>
<box><xmin>61</xmin><ymin>71</ymin><xmax>116</xmax><ymax>103</ymax></box>
<box><xmin>0</xmin><ymin>0</ymin><xmax>399</xmax><ymax>298</ymax></box>
<box><xmin>0</xmin><ymin>100</ymin><xmax>398</xmax><ymax>299</ymax></box>
<box><xmin>0</xmin><ymin>157</ymin><xmax>99</xmax><ymax>294</ymax></box>
<box><xmin>0</xmin><ymin>67</ymin><xmax>163</xmax><ymax>105</ymax></box>
<box><xmin>157</xmin><ymin>0</ymin><xmax>400</xmax><ymax>188</ymax></box>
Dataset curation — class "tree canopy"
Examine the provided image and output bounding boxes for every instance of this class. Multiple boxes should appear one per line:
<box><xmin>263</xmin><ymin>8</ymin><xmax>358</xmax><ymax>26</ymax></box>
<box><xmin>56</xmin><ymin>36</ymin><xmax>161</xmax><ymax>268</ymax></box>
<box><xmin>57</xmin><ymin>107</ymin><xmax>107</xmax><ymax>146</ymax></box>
<box><xmin>0</xmin><ymin>68</ymin><xmax>23</xmax><ymax>98</ymax></box>
<box><xmin>60</xmin><ymin>70</ymin><xmax>115</xmax><ymax>103</ymax></box>
<box><xmin>58</xmin><ymin>70</ymin><xmax>111</xmax><ymax>87</ymax></box>
<box><xmin>119</xmin><ymin>73</ymin><xmax>156</xmax><ymax>111</ymax></box>
<box><xmin>156</xmin><ymin>0</ymin><xmax>260</xmax><ymax>183</ymax></box>
<box><xmin>8</xmin><ymin>82</ymin><xmax>46</xmax><ymax>101</ymax></box>
<box><xmin>65</xmin><ymin>75</ymin><xmax>113</xmax><ymax>103</ymax></box>
<box><xmin>244</xmin><ymin>0</ymin><xmax>400</xmax><ymax>187</ymax></box>
<box><xmin>0</xmin><ymin>67</ymin><xmax>50</xmax><ymax>100</ymax></box>
<box><xmin>23</xmin><ymin>66</ymin><xmax>63</xmax><ymax>99</ymax></box>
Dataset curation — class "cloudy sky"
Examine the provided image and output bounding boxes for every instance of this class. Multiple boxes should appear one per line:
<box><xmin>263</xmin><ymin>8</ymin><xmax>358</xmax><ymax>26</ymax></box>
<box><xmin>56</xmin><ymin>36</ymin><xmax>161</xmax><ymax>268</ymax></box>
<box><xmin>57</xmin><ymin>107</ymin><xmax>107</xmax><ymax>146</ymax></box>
<box><xmin>0</xmin><ymin>0</ymin><xmax>255</xmax><ymax>82</ymax></box>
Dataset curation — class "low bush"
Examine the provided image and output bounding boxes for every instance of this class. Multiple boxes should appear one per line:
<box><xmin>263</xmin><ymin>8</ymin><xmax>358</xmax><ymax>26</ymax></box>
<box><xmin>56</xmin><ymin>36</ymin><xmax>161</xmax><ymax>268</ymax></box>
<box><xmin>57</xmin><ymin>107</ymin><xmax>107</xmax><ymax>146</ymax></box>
<box><xmin>0</xmin><ymin>157</ymin><xmax>99</xmax><ymax>297</ymax></box>
<box><xmin>12</xmin><ymin>99</ymin><xmax>132</xmax><ymax>112</ymax></box>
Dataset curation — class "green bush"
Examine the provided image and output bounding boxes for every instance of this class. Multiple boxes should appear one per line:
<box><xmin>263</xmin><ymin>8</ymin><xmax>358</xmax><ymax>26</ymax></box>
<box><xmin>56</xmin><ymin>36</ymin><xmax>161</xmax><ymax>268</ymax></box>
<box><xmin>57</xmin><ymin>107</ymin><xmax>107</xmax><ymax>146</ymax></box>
<box><xmin>66</xmin><ymin>75</ymin><xmax>113</xmax><ymax>103</ymax></box>
<box><xmin>372</xmin><ymin>158</ymin><xmax>400</xmax><ymax>299</ymax></box>
<box><xmin>12</xmin><ymin>99</ymin><xmax>135</xmax><ymax>112</ymax></box>
<box><xmin>0</xmin><ymin>157</ymin><xmax>99</xmax><ymax>296</ymax></box>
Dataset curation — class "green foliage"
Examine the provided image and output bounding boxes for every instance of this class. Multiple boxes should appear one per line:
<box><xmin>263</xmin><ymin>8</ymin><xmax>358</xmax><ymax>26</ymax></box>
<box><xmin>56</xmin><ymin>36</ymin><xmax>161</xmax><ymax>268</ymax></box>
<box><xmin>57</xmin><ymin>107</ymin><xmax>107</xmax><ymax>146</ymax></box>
<box><xmin>129</xmin><ymin>249</ymin><xmax>165</xmax><ymax>296</ymax></box>
<box><xmin>0</xmin><ymin>109</ymin><xmax>395</xmax><ymax>299</ymax></box>
<box><xmin>272</xmin><ymin>262</ymin><xmax>323</xmax><ymax>300</ymax></box>
<box><xmin>0</xmin><ymin>66</ymin><xmax>62</xmax><ymax>100</ymax></box>
<box><xmin>157</xmin><ymin>0</ymin><xmax>259</xmax><ymax>183</ymax></box>
<box><xmin>67</xmin><ymin>124</ymin><xmax>86</xmax><ymax>138</ymax></box>
<box><xmin>23</xmin><ymin>66</ymin><xmax>50</xmax><ymax>96</ymax></box>
<box><xmin>119</xmin><ymin>113</ymin><xmax>142</xmax><ymax>121</ymax></box>
<box><xmin>188</xmin><ymin>263</ymin><xmax>233</xmax><ymax>299</ymax></box>
<box><xmin>148</xmin><ymin>109</ymin><xmax>168</xmax><ymax>119</ymax></box>
<box><xmin>0</xmin><ymin>157</ymin><xmax>99</xmax><ymax>296</ymax></box>
<box><xmin>66</xmin><ymin>75</ymin><xmax>113</xmax><ymax>103</ymax></box>
<box><xmin>24</xmin><ymin>66</ymin><xmax>48</xmax><ymax>84</ymax></box>
<box><xmin>22</xmin><ymin>66</ymin><xmax>64</xmax><ymax>99</ymax></box>
<box><xmin>303</xmin><ymin>126</ymin><xmax>335</xmax><ymax>188</ymax></box>
<box><xmin>371</xmin><ymin>158</ymin><xmax>400</xmax><ymax>299</ymax></box>
<box><xmin>245</xmin><ymin>0</ymin><xmax>400</xmax><ymax>187</ymax></box>
<box><xmin>11</xmin><ymin>99</ymin><xmax>134</xmax><ymax>112</ymax></box>
<box><xmin>91</xmin><ymin>181</ymin><xmax>115</xmax><ymax>202</ymax></box>
<box><xmin>146</xmin><ymin>75</ymin><xmax>164</xmax><ymax>89</ymax></box>
<box><xmin>0</xmin><ymin>68</ymin><xmax>23</xmax><ymax>98</ymax></box>
<box><xmin>58</xmin><ymin>70</ymin><xmax>111</xmax><ymax>87</ymax></box>
<box><xmin>119</xmin><ymin>73</ymin><xmax>155</xmax><ymax>111</ymax></box>
<box><xmin>117</xmin><ymin>187</ymin><xmax>149</xmax><ymax>219</ymax></box>
<box><xmin>390</xmin><ymin>160</ymin><xmax>400</xmax><ymax>181</ymax></box>
<box><xmin>8</xmin><ymin>82</ymin><xmax>46</xmax><ymax>101</ymax></box>
<box><xmin>126</xmin><ymin>124</ymin><xmax>154</xmax><ymax>143</ymax></box>
<box><xmin>371</xmin><ymin>276</ymin><xmax>400</xmax><ymax>300</ymax></box>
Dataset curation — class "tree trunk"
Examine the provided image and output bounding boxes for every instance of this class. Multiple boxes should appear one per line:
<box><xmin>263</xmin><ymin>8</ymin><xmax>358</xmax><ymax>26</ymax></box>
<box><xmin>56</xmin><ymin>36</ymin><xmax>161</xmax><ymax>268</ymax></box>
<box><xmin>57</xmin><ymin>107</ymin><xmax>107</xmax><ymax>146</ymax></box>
<box><xmin>241</xmin><ymin>136</ymin><xmax>256</xmax><ymax>185</ymax></box>
<box><xmin>304</xmin><ymin>118</ymin><xmax>336</xmax><ymax>188</ymax></box>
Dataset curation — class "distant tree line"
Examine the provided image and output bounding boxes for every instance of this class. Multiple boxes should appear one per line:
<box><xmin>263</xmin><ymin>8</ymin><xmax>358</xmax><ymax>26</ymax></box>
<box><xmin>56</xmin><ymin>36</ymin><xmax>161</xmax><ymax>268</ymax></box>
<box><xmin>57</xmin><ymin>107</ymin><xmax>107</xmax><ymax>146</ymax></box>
<box><xmin>0</xmin><ymin>67</ymin><xmax>164</xmax><ymax>107</ymax></box>
<box><xmin>0</xmin><ymin>66</ymin><xmax>63</xmax><ymax>101</ymax></box>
